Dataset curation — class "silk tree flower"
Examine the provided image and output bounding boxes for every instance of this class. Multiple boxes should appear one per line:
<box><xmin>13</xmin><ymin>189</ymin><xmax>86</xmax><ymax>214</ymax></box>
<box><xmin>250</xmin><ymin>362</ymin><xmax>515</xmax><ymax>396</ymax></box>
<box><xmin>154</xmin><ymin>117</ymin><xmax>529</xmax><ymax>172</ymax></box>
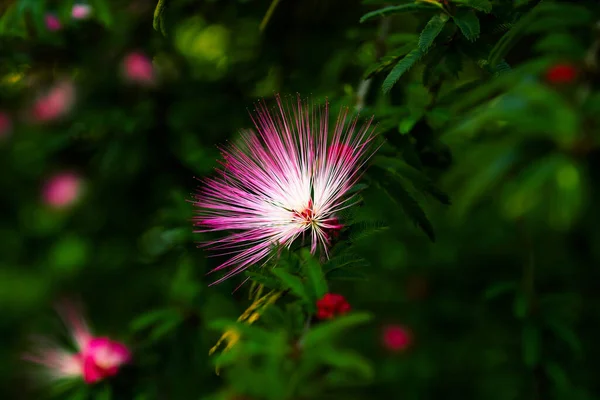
<box><xmin>193</xmin><ymin>95</ymin><xmax>377</xmax><ymax>283</ymax></box>
<box><xmin>0</xmin><ymin>111</ymin><xmax>12</xmax><ymax>138</ymax></box>
<box><xmin>42</xmin><ymin>172</ymin><xmax>83</xmax><ymax>209</ymax></box>
<box><xmin>45</xmin><ymin>14</ymin><xmax>62</xmax><ymax>31</ymax></box>
<box><xmin>121</xmin><ymin>52</ymin><xmax>156</xmax><ymax>85</ymax></box>
<box><xmin>72</xmin><ymin>4</ymin><xmax>92</xmax><ymax>19</ymax></box>
<box><xmin>30</xmin><ymin>80</ymin><xmax>76</xmax><ymax>123</ymax></box>
<box><xmin>382</xmin><ymin>324</ymin><xmax>412</xmax><ymax>352</ymax></box>
<box><xmin>23</xmin><ymin>302</ymin><xmax>131</xmax><ymax>384</ymax></box>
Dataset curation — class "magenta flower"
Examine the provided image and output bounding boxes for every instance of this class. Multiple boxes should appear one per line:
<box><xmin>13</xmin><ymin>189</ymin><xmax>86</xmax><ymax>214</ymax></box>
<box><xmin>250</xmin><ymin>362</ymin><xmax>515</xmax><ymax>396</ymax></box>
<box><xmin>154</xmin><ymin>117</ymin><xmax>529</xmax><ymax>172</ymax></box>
<box><xmin>193</xmin><ymin>95</ymin><xmax>376</xmax><ymax>283</ymax></box>
<box><xmin>382</xmin><ymin>324</ymin><xmax>412</xmax><ymax>352</ymax></box>
<box><xmin>121</xmin><ymin>52</ymin><xmax>155</xmax><ymax>85</ymax></box>
<box><xmin>0</xmin><ymin>111</ymin><xmax>12</xmax><ymax>138</ymax></box>
<box><xmin>42</xmin><ymin>172</ymin><xmax>82</xmax><ymax>209</ymax></box>
<box><xmin>45</xmin><ymin>14</ymin><xmax>62</xmax><ymax>31</ymax></box>
<box><xmin>30</xmin><ymin>80</ymin><xmax>76</xmax><ymax>123</ymax></box>
<box><xmin>23</xmin><ymin>302</ymin><xmax>131</xmax><ymax>384</ymax></box>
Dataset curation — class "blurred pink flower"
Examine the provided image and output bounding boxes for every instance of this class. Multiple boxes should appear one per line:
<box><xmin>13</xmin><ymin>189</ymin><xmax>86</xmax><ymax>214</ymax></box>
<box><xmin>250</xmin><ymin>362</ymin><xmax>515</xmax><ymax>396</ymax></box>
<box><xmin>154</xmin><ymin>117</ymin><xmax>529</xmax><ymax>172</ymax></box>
<box><xmin>23</xmin><ymin>302</ymin><xmax>131</xmax><ymax>384</ymax></box>
<box><xmin>0</xmin><ymin>111</ymin><xmax>12</xmax><ymax>138</ymax></box>
<box><xmin>72</xmin><ymin>4</ymin><xmax>92</xmax><ymax>20</ymax></box>
<box><xmin>42</xmin><ymin>172</ymin><xmax>82</xmax><ymax>209</ymax></box>
<box><xmin>45</xmin><ymin>14</ymin><xmax>62</xmax><ymax>31</ymax></box>
<box><xmin>382</xmin><ymin>324</ymin><xmax>412</xmax><ymax>352</ymax></box>
<box><xmin>122</xmin><ymin>52</ymin><xmax>155</xmax><ymax>85</ymax></box>
<box><xmin>31</xmin><ymin>80</ymin><xmax>76</xmax><ymax>122</ymax></box>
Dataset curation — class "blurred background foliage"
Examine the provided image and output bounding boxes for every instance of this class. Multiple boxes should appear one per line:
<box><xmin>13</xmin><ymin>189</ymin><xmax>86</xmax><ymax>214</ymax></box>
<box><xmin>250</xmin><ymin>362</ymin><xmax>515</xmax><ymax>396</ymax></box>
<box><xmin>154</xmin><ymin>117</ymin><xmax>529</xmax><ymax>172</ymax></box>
<box><xmin>1</xmin><ymin>0</ymin><xmax>600</xmax><ymax>399</ymax></box>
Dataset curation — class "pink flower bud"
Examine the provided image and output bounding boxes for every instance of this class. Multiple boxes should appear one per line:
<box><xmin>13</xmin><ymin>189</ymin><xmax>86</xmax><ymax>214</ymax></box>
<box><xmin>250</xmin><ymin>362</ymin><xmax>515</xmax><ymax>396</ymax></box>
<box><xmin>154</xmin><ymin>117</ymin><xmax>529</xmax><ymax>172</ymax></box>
<box><xmin>45</xmin><ymin>14</ymin><xmax>62</xmax><ymax>32</ymax></box>
<box><xmin>31</xmin><ymin>80</ymin><xmax>76</xmax><ymax>123</ymax></box>
<box><xmin>382</xmin><ymin>324</ymin><xmax>412</xmax><ymax>352</ymax></box>
<box><xmin>72</xmin><ymin>4</ymin><xmax>92</xmax><ymax>20</ymax></box>
<box><xmin>121</xmin><ymin>52</ymin><xmax>156</xmax><ymax>85</ymax></box>
<box><xmin>0</xmin><ymin>111</ymin><xmax>12</xmax><ymax>138</ymax></box>
<box><xmin>42</xmin><ymin>172</ymin><xmax>82</xmax><ymax>209</ymax></box>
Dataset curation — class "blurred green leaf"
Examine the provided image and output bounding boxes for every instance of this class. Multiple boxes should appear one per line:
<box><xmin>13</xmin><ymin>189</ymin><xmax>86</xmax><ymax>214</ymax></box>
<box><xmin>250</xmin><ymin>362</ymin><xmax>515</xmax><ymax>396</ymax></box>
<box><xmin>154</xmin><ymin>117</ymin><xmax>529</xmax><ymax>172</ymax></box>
<box><xmin>300</xmin><ymin>249</ymin><xmax>328</xmax><ymax>302</ymax></box>
<box><xmin>90</xmin><ymin>0</ymin><xmax>113</xmax><ymax>27</ymax></box>
<box><xmin>272</xmin><ymin>268</ymin><xmax>309</xmax><ymax>303</ymax></box>
<box><xmin>317</xmin><ymin>348</ymin><xmax>374</xmax><ymax>380</ymax></box>
<box><xmin>49</xmin><ymin>236</ymin><xmax>89</xmax><ymax>274</ymax></box>
<box><xmin>303</xmin><ymin>312</ymin><xmax>372</xmax><ymax>348</ymax></box>
<box><xmin>483</xmin><ymin>281</ymin><xmax>517</xmax><ymax>301</ymax></box>
<box><xmin>522</xmin><ymin>323</ymin><xmax>540</xmax><ymax>368</ymax></box>
<box><xmin>544</xmin><ymin>317</ymin><xmax>582</xmax><ymax>357</ymax></box>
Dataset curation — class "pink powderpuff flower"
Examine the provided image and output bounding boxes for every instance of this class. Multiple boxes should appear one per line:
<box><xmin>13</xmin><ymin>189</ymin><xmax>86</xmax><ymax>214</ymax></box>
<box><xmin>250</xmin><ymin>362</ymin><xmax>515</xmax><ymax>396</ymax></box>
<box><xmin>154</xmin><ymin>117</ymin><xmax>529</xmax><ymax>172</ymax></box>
<box><xmin>31</xmin><ymin>80</ymin><xmax>76</xmax><ymax>123</ymax></box>
<box><xmin>193</xmin><ymin>95</ymin><xmax>377</xmax><ymax>283</ymax></box>
<box><xmin>0</xmin><ymin>111</ymin><xmax>12</xmax><ymax>138</ymax></box>
<box><xmin>42</xmin><ymin>172</ymin><xmax>83</xmax><ymax>209</ymax></box>
<box><xmin>45</xmin><ymin>14</ymin><xmax>62</xmax><ymax>31</ymax></box>
<box><xmin>23</xmin><ymin>302</ymin><xmax>131</xmax><ymax>384</ymax></box>
<box><xmin>382</xmin><ymin>324</ymin><xmax>412</xmax><ymax>352</ymax></box>
<box><xmin>121</xmin><ymin>52</ymin><xmax>156</xmax><ymax>85</ymax></box>
<box><xmin>72</xmin><ymin>4</ymin><xmax>92</xmax><ymax>19</ymax></box>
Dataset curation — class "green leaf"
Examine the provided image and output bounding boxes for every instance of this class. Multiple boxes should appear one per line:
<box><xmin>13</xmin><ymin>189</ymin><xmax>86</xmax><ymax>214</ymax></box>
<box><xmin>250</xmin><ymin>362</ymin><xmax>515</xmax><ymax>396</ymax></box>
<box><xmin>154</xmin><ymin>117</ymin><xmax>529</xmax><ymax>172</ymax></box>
<box><xmin>317</xmin><ymin>348</ymin><xmax>374</xmax><ymax>380</ymax></box>
<box><xmin>452</xmin><ymin>10</ymin><xmax>480</xmax><ymax>42</ymax></box>
<box><xmin>544</xmin><ymin>362</ymin><xmax>570</xmax><ymax>389</ymax></box>
<box><xmin>373</xmin><ymin>156</ymin><xmax>451</xmax><ymax>204</ymax></box>
<box><xmin>544</xmin><ymin>317</ymin><xmax>582</xmax><ymax>356</ymax></box>
<box><xmin>153</xmin><ymin>0</ymin><xmax>167</xmax><ymax>36</ymax></box>
<box><xmin>484</xmin><ymin>281</ymin><xmax>517</xmax><ymax>300</ymax></box>
<box><xmin>513</xmin><ymin>291</ymin><xmax>528</xmax><ymax>320</ymax></box>
<box><xmin>360</xmin><ymin>3</ymin><xmax>439</xmax><ymax>23</ymax></box>
<box><xmin>49</xmin><ymin>236</ymin><xmax>89</xmax><ymax>274</ymax></box>
<box><xmin>418</xmin><ymin>14</ymin><xmax>449</xmax><ymax>52</ymax></box>
<box><xmin>372</xmin><ymin>167</ymin><xmax>435</xmax><ymax>241</ymax></box>
<box><xmin>300</xmin><ymin>249</ymin><xmax>328</xmax><ymax>301</ymax></box>
<box><xmin>272</xmin><ymin>268</ymin><xmax>310</xmax><ymax>302</ymax></box>
<box><xmin>522</xmin><ymin>323</ymin><xmax>540</xmax><ymax>368</ymax></box>
<box><xmin>364</xmin><ymin>42</ymin><xmax>417</xmax><ymax>79</ymax></box>
<box><xmin>95</xmin><ymin>385</ymin><xmax>111</xmax><ymax>400</ymax></box>
<box><xmin>245</xmin><ymin>271</ymin><xmax>284</xmax><ymax>290</ymax></box>
<box><xmin>303</xmin><ymin>312</ymin><xmax>372</xmax><ymax>348</ymax></box>
<box><xmin>130</xmin><ymin>308</ymin><xmax>181</xmax><ymax>332</ymax></box>
<box><xmin>382</xmin><ymin>48</ymin><xmax>424</xmax><ymax>93</ymax></box>
<box><xmin>90</xmin><ymin>0</ymin><xmax>113</xmax><ymax>27</ymax></box>
<box><xmin>453</xmin><ymin>0</ymin><xmax>492</xmax><ymax>13</ymax></box>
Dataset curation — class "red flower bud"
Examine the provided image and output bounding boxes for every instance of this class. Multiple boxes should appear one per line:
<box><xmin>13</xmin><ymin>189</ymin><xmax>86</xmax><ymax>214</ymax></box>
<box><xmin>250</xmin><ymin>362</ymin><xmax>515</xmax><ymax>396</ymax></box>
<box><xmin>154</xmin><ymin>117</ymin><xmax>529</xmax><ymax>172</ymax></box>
<box><xmin>382</xmin><ymin>324</ymin><xmax>413</xmax><ymax>352</ymax></box>
<box><xmin>315</xmin><ymin>293</ymin><xmax>351</xmax><ymax>320</ymax></box>
<box><xmin>545</xmin><ymin>63</ymin><xmax>578</xmax><ymax>84</ymax></box>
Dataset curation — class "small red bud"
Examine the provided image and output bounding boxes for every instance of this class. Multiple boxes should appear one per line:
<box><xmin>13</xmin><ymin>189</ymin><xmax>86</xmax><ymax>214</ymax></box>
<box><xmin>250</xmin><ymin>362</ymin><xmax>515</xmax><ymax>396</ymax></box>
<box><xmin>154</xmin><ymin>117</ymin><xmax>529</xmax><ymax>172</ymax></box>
<box><xmin>316</xmin><ymin>293</ymin><xmax>351</xmax><ymax>320</ymax></box>
<box><xmin>545</xmin><ymin>63</ymin><xmax>578</xmax><ymax>84</ymax></box>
